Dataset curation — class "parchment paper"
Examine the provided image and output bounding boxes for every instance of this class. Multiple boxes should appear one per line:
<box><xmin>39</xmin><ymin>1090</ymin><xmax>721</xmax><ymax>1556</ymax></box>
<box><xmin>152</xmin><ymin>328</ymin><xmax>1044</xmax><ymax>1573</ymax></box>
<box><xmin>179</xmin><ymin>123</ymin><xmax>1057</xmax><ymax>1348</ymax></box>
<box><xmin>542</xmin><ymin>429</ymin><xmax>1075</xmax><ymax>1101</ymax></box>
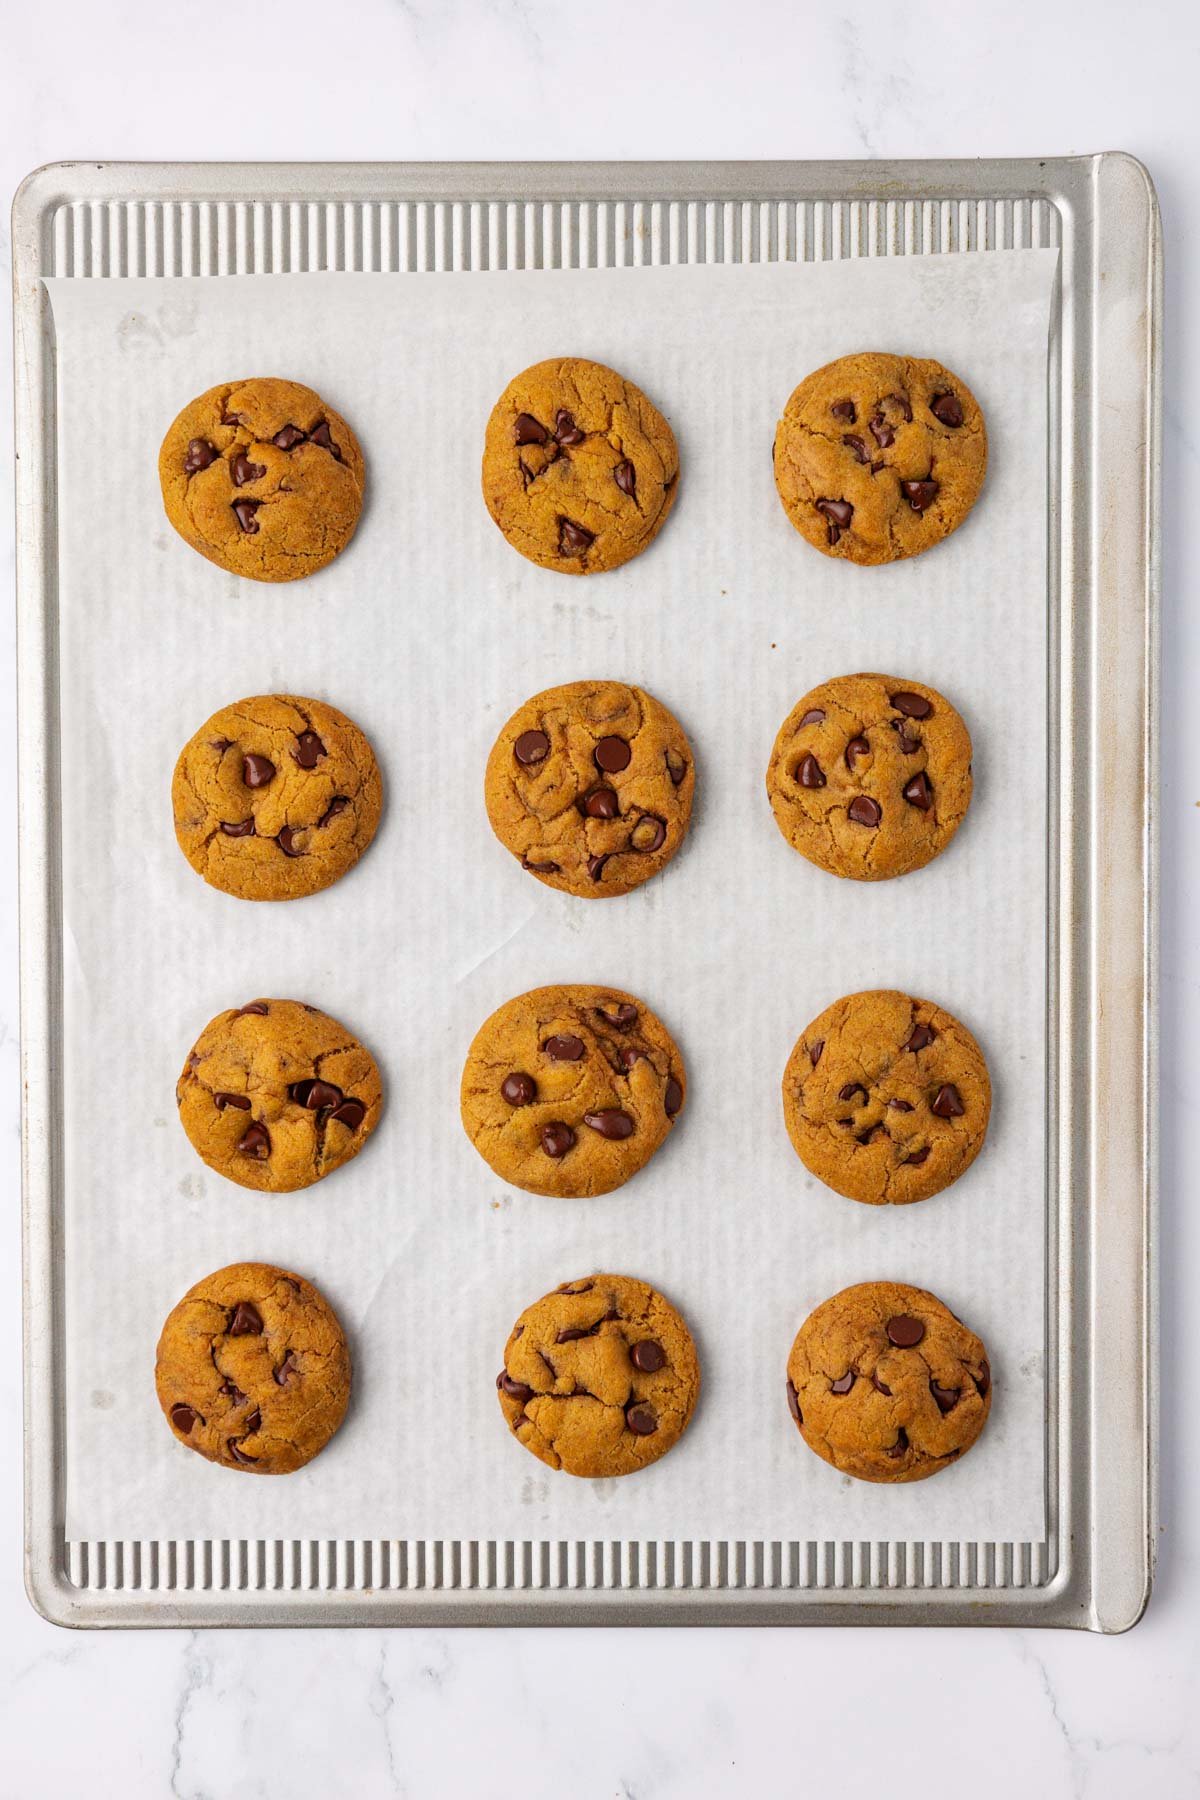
<box><xmin>46</xmin><ymin>249</ymin><xmax>1057</xmax><ymax>1546</ymax></box>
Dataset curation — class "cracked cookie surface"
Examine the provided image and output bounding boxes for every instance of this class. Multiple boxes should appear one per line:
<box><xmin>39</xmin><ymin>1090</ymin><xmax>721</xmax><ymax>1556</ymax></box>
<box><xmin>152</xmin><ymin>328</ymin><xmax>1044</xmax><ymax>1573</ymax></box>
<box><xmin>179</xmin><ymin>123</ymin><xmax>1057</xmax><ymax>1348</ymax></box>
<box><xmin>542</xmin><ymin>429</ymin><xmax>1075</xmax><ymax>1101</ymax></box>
<box><xmin>156</xmin><ymin>1261</ymin><xmax>351</xmax><ymax>1474</ymax></box>
<box><xmin>787</xmin><ymin>1281</ymin><xmax>991</xmax><ymax>1483</ymax></box>
<box><xmin>178</xmin><ymin>999</ymin><xmax>383</xmax><ymax>1194</ymax></box>
<box><xmin>461</xmin><ymin>984</ymin><xmax>685</xmax><ymax>1198</ymax></box>
<box><xmin>159</xmin><ymin>377</ymin><xmax>365</xmax><ymax>582</ymax></box>
<box><xmin>773</xmin><ymin>351</ymin><xmax>986</xmax><ymax>565</ymax></box>
<box><xmin>782</xmin><ymin>989</ymin><xmax>991</xmax><ymax>1205</ymax></box>
<box><xmin>766</xmin><ymin>673</ymin><xmax>972</xmax><ymax>881</ymax></box>
<box><xmin>173</xmin><ymin>693</ymin><xmax>383</xmax><ymax>901</ymax></box>
<box><xmin>484</xmin><ymin>680</ymin><xmax>694</xmax><ymax>898</ymax></box>
<box><xmin>497</xmin><ymin>1274</ymin><xmax>700</xmax><ymax>1477</ymax></box>
<box><xmin>482</xmin><ymin>357</ymin><xmax>679</xmax><ymax>574</ymax></box>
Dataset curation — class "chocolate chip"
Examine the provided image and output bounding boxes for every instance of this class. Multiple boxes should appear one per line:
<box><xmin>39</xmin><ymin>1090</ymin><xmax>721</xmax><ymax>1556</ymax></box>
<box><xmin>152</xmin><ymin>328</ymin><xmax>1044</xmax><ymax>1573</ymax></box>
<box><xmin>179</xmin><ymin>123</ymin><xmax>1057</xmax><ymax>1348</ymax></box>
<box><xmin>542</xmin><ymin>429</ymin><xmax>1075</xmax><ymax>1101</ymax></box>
<box><xmin>236</xmin><ymin>1124</ymin><xmax>270</xmax><ymax>1161</ymax></box>
<box><xmin>888</xmin><ymin>1098</ymin><xmax>914</xmax><ymax>1113</ymax></box>
<box><xmin>890</xmin><ymin>691</ymin><xmax>933</xmax><ymax>719</ymax></box>
<box><xmin>886</xmin><ymin>1314</ymin><xmax>926</xmax><ymax>1348</ymax></box>
<box><xmin>931</xmin><ymin>1381</ymin><xmax>960</xmax><ymax>1413</ymax></box>
<box><xmin>544</xmin><ymin>1034</ymin><xmax>584</xmax><ymax>1061</ymax></box>
<box><xmin>843</xmin><ymin>433</ymin><xmax>871</xmax><ymax>464</ymax></box>
<box><xmin>540</xmin><ymin>1122</ymin><xmax>576</xmax><ymax>1158</ymax></box>
<box><xmin>630</xmin><ymin>814</ymin><xmax>666</xmax><ymax>853</ymax></box>
<box><xmin>787</xmin><ymin>1378</ymin><xmax>803</xmax><ymax>1424</ymax></box>
<box><xmin>293</xmin><ymin>730</ymin><xmax>326</xmax><ymax>768</ymax></box>
<box><xmin>211</xmin><ymin>739</ymin><xmax>234</xmax><ymax>754</ymax></box>
<box><xmin>830</xmin><ymin>1371</ymin><xmax>855</xmax><ymax>1395</ymax></box>
<box><xmin>845</xmin><ymin>735</ymin><xmax>869</xmax><ymax>772</ymax></box>
<box><xmin>809</xmin><ymin>1039</ymin><xmax>824</xmax><ymax>1067</ymax></box>
<box><xmin>242</xmin><ymin>1407</ymin><xmax>261</xmax><ymax>1435</ymax></box>
<box><xmin>614</xmin><ymin>459</ymin><xmax>636</xmax><ymax>497</ymax></box>
<box><xmin>905</xmin><ymin>1023</ymin><xmax>935</xmax><ymax>1052</ymax></box>
<box><xmin>501</xmin><ymin>1072</ymin><xmax>536</xmax><ymax>1106</ymax></box>
<box><xmin>220</xmin><ymin>409</ymin><xmax>243</xmax><ymax>427</ymax></box>
<box><xmin>903</xmin><ymin>772</ymin><xmax>934</xmax><ymax>811</ymax></box>
<box><xmin>559</xmin><ymin>517</ymin><xmax>594</xmax><ymax>555</ymax></box>
<box><xmin>274</xmin><ymin>1353</ymin><xmax>299</xmax><ymax>1386</ymax></box>
<box><xmin>558</xmin><ymin>1281</ymin><xmax>594</xmax><ymax>1295</ymax></box>
<box><xmin>184</xmin><ymin>439</ymin><xmax>218</xmax><ymax>474</ymax></box>
<box><xmin>229</xmin><ymin>1301</ymin><xmax>263</xmax><ymax>1336</ymax></box>
<box><xmin>231</xmin><ymin>499</ymin><xmax>261</xmax><ymax>533</ymax></box>
<box><xmin>319</xmin><ymin>797</ymin><xmax>349</xmax><ymax>826</ymax></box>
<box><xmin>869</xmin><ymin>412</ymin><xmax>895</xmax><ymax>450</ymax></box>
<box><xmin>976</xmin><ymin>1360</ymin><xmax>991</xmax><ymax>1396</ymax></box>
<box><xmin>838</xmin><ymin>1082</ymin><xmax>867</xmax><ymax>1103</ymax></box>
<box><xmin>214</xmin><ymin>1091</ymin><xmax>251</xmax><ymax>1112</ymax></box>
<box><xmin>587</xmin><ymin>854</ymin><xmax>610</xmax><ymax>882</ymax></box>
<box><xmin>872</xmin><ymin>1372</ymin><xmax>892</xmax><ymax>1396</ymax></box>
<box><xmin>330</xmin><ymin>1098</ymin><xmax>365</xmax><ymax>1130</ymax></box>
<box><xmin>554</xmin><ymin>409</ymin><xmax>585</xmax><ymax>446</ymax></box>
<box><xmin>620</xmin><ymin>1047</ymin><xmax>642</xmax><ymax>1070</ymax></box>
<box><xmin>231</xmin><ymin>450</ymin><xmax>266</xmax><ymax>487</ymax></box>
<box><xmin>886</xmin><ymin>392</ymin><xmax>913</xmax><ymax>422</ymax></box>
<box><xmin>170</xmin><ymin>1403</ymin><xmax>199</xmax><ymax>1432</ymax></box>
<box><xmin>218</xmin><ymin>1380</ymin><xmax>247</xmax><ymax>1405</ymax></box>
<box><xmin>308</xmin><ymin>420</ymin><xmax>343</xmax><ymax>461</ymax></box>
<box><xmin>595</xmin><ymin>736</ymin><xmax>632</xmax><ymax>774</ymax></box>
<box><xmin>522</xmin><ymin>856</ymin><xmax>560</xmax><ymax>874</ymax></box>
<box><xmin>905</xmin><ymin>1146</ymin><xmax>931</xmax><ymax>1166</ymax></box>
<box><xmin>664</xmin><ymin>1077</ymin><xmax>683</xmax><ymax>1117</ymax></box>
<box><xmin>885</xmin><ymin>1428</ymin><xmax>909</xmax><ymax>1459</ymax></box>
<box><xmin>498</xmin><ymin>1370</ymin><xmax>534</xmax><ymax>1405</ymax></box>
<box><xmin>625</xmin><ymin>1403</ymin><xmax>657</xmax><ymax>1436</ymax></box>
<box><xmin>582</xmin><ymin>1108</ymin><xmax>635</xmax><ymax>1140</ymax></box>
<box><xmin>798</xmin><ymin>752</ymin><xmax>825</xmax><ymax>789</ymax></box>
<box><xmin>893</xmin><ymin>723</ymin><xmax>921</xmax><ymax>754</ymax></box>
<box><xmin>830</xmin><ymin>399</ymin><xmax>856</xmax><ymax>423</ymax></box>
<box><xmin>847</xmin><ymin>795</ymin><xmax>882</xmax><ymax>827</ymax></box>
<box><xmin>857</xmin><ymin>1124</ymin><xmax>886</xmax><ymax>1146</ymax></box>
<box><xmin>276</xmin><ymin>827</ymin><xmax>302</xmax><ymax>857</ymax></box>
<box><xmin>631</xmin><ymin>1339</ymin><xmax>665</xmax><ymax>1372</ymax></box>
<box><xmin>289</xmin><ymin>1080</ymin><xmax>315</xmax><ymax>1106</ymax></box>
<box><xmin>665</xmin><ymin>749</ymin><xmax>688</xmax><ymax>786</ymax></box>
<box><xmin>301</xmin><ymin>1079</ymin><xmax>342</xmax><ymax>1112</ymax></box>
<box><xmin>596</xmin><ymin>1003</ymin><xmax>638</xmax><ymax>1029</ymax></box>
<box><xmin>798</xmin><ymin>708</ymin><xmax>826</xmax><ymax>728</ymax></box>
<box><xmin>900</xmin><ymin>478</ymin><xmax>939</xmax><ymax>513</ymax></box>
<box><xmin>220</xmin><ymin>818</ymin><xmax>255</xmax><ymax>838</ymax></box>
<box><xmin>582</xmin><ymin>787</ymin><xmax>618</xmax><ymax>819</ymax></box>
<box><xmin>555</xmin><ymin>1323</ymin><xmax>596</xmax><ymax>1344</ymax></box>
<box><xmin>242</xmin><ymin>753</ymin><xmax>276</xmax><ymax>788</ymax></box>
<box><xmin>931</xmin><ymin>1083</ymin><xmax>965</xmax><ymax>1118</ymax></box>
<box><xmin>815</xmin><ymin>497</ymin><xmax>853</xmax><ymax>544</ymax></box>
<box><xmin>513</xmin><ymin>412</ymin><xmax>549</xmax><ymax>445</ymax></box>
<box><xmin>930</xmin><ymin>392</ymin><xmax>964</xmax><ymax>427</ymax></box>
<box><xmin>235</xmin><ymin>1002</ymin><xmax>268</xmax><ymax>1017</ymax></box>
<box><xmin>514</xmin><ymin>729</ymin><xmax>550</xmax><ymax>766</ymax></box>
<box><xmin>272</xmin><ymin>424</ymin><xmax>307</xmax><ymax>450</ymax></box>
<box><xmin>227</xmin><ymin>1438</ymin><xmax>255</xmax><ymax>1466</ymax></box>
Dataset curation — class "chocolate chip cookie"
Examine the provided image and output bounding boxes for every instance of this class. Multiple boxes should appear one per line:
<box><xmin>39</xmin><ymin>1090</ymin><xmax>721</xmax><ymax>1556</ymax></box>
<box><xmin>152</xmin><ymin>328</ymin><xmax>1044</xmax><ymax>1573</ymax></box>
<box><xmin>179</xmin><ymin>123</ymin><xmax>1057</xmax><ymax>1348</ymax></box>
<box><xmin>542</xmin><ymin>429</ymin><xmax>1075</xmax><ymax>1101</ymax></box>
<box><xmin>159</xmin><ymin>377</ymin><xmax>365</xmax><ymax>581</ymax></box>
<box><xmin>782</xmin><ymin>990</ymin><xmax>991</xmax><ymax>1205</ymax></box>
<box><xmin>172</xmin><ymin>694</ymin><xmax>383</xmax><ymax>902</ymax></box>
<box><xmin>461</xmin><ymin>984</ymin><xmax>685</xmax><ymax>1198</ymax></box>
<box><xmin>497</xmin><ymin>1274</ymin><xmax>700</xmax><ymax>1477</ymax></box>
<box><xmin>773</xmin><ymin>352</ymin><xmax>987</xmax><ymax>565</ymax></box>
<box><xmin>482</xmin><ymin>357</ymin><xmax>679</xmax><ymax>573</ymax></box>
<box><xmin>766</xmin><ymin>673</ymin><xmax>972</xmax><ymax>881</ymax></box>
<box><xmin>786</xmin><ymin>1281</ymin><xmax>992</xmax><ymax>1483</ymax></box>
<box><xmin>177</xmin><ymin>999</ymin><xmax>382</xmax><ymax>1194</ymax></box>
<box><xmin>484</xmin><ymin>680</ymin><xmax>694</xmax><ymax>898</ymax></box>
<box><xmin>156</xmin><ymin>1262</ymin><xmax>351</xmax><ymax>1474</ymax></box>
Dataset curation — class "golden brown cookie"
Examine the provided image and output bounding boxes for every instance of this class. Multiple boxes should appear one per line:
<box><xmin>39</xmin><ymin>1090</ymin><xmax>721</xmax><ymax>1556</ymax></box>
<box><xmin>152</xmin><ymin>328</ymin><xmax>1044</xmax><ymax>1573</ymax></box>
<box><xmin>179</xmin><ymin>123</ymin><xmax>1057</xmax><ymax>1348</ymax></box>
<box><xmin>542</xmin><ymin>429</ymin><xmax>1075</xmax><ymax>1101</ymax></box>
<box><xmin>782</xmin><ymin>990</ymin><xmax>991</xmax><ymax>1205</ymax></box>
<box><xmin>156</xmin><ymin>1262</ymin><xmax>351</xmax><ymax>1474</ymax></box>
<box><xmin>172</xmin><ymin>694</ymin><xmax>383</xmax><ymax>902</ymax></box>
<box><xmin>159</xmin><ymin>377</ymin><xmax>365</xmax><ymax>582</ymax></box>
<box><xmin>497</xmin><ymin>1274</ymin><xmax>700</xmax><ymax>1477</ymax></box>
<box><xmin>773</xmin><ymin>352</ymin><xmax>986</xmax><ymax>565</ymax></box>
<box><xmin>786</xmin><ymin>1281</ymin><xmax>992</xmax><ymax>1483</ymax></box>
<box><xmin>461</xmin><ymin>984</ymin><xmax>684</xmax><ymax>1198</ymax></box>
<box><xmin>481</xmin><ymin>357</ymin><xmax>679</xmax><ymax>573</ymax></box>
<box><xmin>766</xmin><ymin>673</ymin><xmax>972</xmax><ymax>881</ymax></box>
<box><xmin>484</xmin><ymin>680</ymin><xmax>694</xmax><ymax>898</ymax></box>
<box><xmin>177</xmin><ymin>999</ymin><xmax>382</xmax><ymax>1194</ymax></box>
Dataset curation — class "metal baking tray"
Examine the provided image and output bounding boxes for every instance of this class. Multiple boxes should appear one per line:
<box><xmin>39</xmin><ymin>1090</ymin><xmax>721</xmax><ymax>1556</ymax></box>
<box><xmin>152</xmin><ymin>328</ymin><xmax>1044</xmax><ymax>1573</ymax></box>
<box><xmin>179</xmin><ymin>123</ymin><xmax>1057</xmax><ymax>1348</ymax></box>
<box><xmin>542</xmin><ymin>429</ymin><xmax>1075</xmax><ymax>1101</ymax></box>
<box><xmin>14</xmin><ymin>157</ymin><xmax>1159</xmax><ymax>1630</ymax></box>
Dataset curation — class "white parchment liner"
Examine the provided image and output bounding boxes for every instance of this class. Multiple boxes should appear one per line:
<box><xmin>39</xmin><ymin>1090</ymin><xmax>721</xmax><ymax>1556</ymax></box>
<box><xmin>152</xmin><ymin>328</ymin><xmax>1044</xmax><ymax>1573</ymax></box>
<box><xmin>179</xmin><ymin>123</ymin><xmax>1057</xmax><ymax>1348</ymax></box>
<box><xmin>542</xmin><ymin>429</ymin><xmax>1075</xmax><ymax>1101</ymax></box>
<box><xmin>46</xmin><ymin>250</ymin><xmax>1056</xmax><ymax>1545</ymax></box>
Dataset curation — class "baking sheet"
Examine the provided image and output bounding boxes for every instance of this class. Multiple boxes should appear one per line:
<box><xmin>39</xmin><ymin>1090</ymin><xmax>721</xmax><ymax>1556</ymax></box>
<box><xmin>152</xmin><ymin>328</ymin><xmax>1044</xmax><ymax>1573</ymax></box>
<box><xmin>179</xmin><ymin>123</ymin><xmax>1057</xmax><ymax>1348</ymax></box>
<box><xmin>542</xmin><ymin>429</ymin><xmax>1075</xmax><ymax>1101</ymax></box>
<box><xmin>46</xmin><ymin>249</ymin><xmax>1056</xmax><ymax>1546</ymax></box>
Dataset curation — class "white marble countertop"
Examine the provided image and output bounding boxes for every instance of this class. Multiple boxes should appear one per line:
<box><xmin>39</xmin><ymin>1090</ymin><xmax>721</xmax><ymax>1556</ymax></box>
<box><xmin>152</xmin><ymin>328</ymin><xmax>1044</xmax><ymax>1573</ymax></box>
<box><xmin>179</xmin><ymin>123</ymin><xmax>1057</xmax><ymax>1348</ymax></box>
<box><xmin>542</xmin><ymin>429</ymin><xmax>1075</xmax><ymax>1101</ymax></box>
<box><xmin>2</xmin><ymin>2</ymin><xmax>1196</xmax><ymax>1794</ymax></box>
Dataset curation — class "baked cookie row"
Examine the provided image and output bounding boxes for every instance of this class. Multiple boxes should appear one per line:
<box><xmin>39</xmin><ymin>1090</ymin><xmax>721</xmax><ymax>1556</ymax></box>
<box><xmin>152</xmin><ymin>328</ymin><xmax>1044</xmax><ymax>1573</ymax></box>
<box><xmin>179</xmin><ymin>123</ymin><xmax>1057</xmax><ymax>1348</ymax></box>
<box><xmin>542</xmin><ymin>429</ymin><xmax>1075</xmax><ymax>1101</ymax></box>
<box><xmin>157</xmin><ymin>1266</ymin><xmax>991</xmax><ymax>1487</ymax></box>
